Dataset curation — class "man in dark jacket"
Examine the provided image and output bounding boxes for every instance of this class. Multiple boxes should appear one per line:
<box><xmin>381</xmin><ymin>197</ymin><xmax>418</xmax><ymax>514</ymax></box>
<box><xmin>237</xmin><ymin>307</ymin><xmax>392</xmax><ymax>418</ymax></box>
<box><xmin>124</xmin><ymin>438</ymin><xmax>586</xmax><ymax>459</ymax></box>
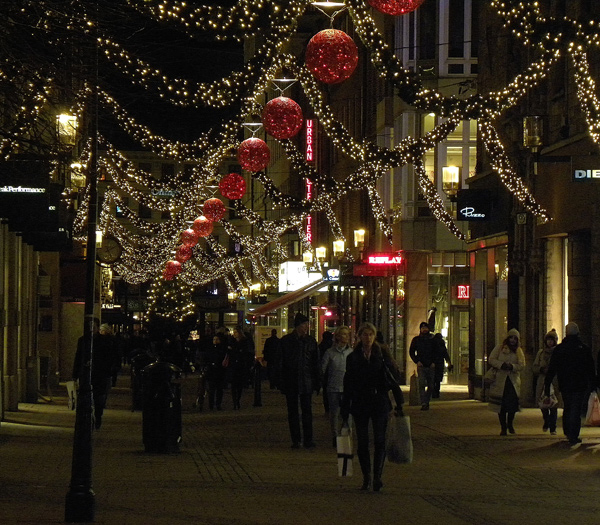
<box><xmin>544</xmin><ymin>322</ymin><xmax>597</xmax><ymax>445</ymax></box>
<box><xmin>278</xmin><ymin>312</ymin><xmax>320</xmax><ymax>449</ymax></box>
<box><xmin>72</xmin><ymin>318</ymin><xmax>121</xmax><ymax>429</ymax></box>
<box><xmin>409</xmin><ymin>321</ymin><xmax>439</xmax><ymax>410</ymax></box>
<box><xmin>263</xmin><ymin>328</ymin><xmax>281</xmax><ymax>389</ymax></box>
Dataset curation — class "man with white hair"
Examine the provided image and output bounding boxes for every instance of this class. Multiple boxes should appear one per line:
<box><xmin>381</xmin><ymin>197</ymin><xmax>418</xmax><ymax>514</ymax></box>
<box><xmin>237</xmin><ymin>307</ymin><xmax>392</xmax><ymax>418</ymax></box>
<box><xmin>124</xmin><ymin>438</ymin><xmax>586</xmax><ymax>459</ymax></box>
<box><xmin>544</xmin><ymin>322</ymin><xmax>597</xmax><ymax>445</ymax></box>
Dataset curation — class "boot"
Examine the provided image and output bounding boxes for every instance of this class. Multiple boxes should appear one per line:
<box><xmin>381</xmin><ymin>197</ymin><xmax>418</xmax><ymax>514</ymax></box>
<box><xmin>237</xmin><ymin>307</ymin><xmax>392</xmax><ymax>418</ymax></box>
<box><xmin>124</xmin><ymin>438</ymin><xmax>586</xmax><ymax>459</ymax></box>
<box><xmin>358</xmin><ymin>451</ymin><xmax>371</xmax><ymax>490</ymax></box>
<box><xmin>507</xmin><ymin>412</ymin><xmax>515</xmax><ymax>434</ymax></box>
<box><xmin>498</xmin><ymin>413</ymin><xmax>507</xmax><ymax>436</ymax></box>
<box><xmin>373</xmin><ymin>447</ymin><xmax>386</xmax><ymax>492</ymax></box>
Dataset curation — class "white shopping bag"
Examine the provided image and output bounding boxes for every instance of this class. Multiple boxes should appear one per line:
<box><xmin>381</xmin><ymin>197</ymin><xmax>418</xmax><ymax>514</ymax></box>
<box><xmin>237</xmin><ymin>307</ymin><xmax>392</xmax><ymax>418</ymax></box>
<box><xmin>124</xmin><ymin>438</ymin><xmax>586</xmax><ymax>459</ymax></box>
<box><xmin>66</xmin><ymin>381</ymin><xmax>77</xmax><ymax>410</ymax></box>
<box><xmin>336</xmin><ymin>427</ymin><xmax>354</xmax><ymax>477</ymax></box>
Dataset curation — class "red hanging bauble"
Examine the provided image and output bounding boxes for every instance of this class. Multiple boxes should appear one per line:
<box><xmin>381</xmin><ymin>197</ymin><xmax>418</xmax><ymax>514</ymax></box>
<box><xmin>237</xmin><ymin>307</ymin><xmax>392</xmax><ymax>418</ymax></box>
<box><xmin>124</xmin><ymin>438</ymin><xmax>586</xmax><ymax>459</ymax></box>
<box><xmin>219</xmin><ymin>173</ymin><xmax>247</xmax><ymax>200</ymax></box>
<box><xmin>368</xmin><ymin>0</ymin><xmax>426</xmax><ymax>16</ymax></box>
<box><xmin>175</xmin><ymin>244</ymin><xmax>193</xmax><ymax>263</ymax></box>
<box><xmin>180</xmin><ymin>228</ymin><xmax>199</xmax><ymax>247</ymax></box>
<box><xmin>238</xmin><ymin>137</ymin><xmax>271</xmax><ymax>172</ymax></box>
<box><xmin>165</xmin><ymin>260</ymin><xmax>182</xmax><ymax>276</ymax></box>
<box><xmin>261</xmin><ymin>96</ymin><xmax>304</xmax><ymax>139</ymax></box>
<box><xmin>192</xmin><ymin>215</ymin><xmax>213</xmax><ymax>237</ymax></box>
<box><xmin>305</xmin><ymin>29</ymin><xmax>358</xmax><ymax>85</ymax></box>
<box><xmin>203</xmin><ymin>197</ymin><xmax>226</xmax><ymax>222</ymax></box>
<box><xmin>162</xmin><ymin>269</ymin><xmax>174</xmax><ymax>281</ymax></box>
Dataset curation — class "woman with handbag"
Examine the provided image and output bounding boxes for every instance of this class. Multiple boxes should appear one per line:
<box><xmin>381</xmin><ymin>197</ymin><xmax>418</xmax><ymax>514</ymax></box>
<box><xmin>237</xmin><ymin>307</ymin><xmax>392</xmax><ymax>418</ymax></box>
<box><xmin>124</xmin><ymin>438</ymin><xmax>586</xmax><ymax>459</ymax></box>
<box><xmin>488</xmin><ymin>328</ymin><xmax>526</xmax><ymax>436</ymax></box>
<box><xmin>533</xmin><ymin>329</ymin><xmax>559</xmax><ymax>434</ymax></box>
<box><xmin>341</xmin><ymin>322</ymin><xmax>404</xmax><ymax>492</ymax></box>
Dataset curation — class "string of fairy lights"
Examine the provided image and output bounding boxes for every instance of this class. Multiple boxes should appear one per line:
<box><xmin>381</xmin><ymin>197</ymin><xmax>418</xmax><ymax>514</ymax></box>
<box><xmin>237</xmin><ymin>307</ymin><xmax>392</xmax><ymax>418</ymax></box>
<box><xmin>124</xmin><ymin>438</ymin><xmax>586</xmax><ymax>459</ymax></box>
<box><xmin>4</xmin><ymin>1</ymin><xmax>600</xmax><ymax>319</ymax></box>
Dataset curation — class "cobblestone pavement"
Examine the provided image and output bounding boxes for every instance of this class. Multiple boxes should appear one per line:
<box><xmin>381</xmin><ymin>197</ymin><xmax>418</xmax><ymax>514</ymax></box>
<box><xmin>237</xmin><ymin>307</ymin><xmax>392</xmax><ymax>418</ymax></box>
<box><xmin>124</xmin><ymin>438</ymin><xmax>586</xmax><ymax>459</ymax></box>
<box><xmin>1</xmin><ymin>373</ymin><xmax>600</xmax><ymax>524</ymax></box>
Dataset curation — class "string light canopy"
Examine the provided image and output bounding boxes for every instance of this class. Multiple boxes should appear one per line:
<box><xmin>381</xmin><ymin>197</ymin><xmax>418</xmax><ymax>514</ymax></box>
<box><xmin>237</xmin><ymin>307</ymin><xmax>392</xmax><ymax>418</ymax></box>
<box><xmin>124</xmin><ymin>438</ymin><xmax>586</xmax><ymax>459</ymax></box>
<box><xmin>6</xmin><ymin>0</ymin><xmax>600</xmax><ymax>315</ymax></box>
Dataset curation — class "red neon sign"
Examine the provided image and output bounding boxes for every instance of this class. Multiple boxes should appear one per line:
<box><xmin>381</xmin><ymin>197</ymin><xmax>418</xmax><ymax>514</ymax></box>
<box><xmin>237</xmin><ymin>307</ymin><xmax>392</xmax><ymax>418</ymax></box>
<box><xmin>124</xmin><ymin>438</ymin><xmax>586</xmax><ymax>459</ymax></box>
<box><xmin>457</xmin><ymin>285</ymin><xmax>470</xmax><ymax>299</ymax></box>
<box><xmin>367</xmin><ymin>254</ymin><xmax>403</xmax><ymax>265</ymax></box>
<box><xmin>305</xmin><ymin>178</ymin><xmax>313</xmax><ymax>243</ymax></box>
<box><xmin>305</xmin><ymin>119</ymin><xmax>315</xmax><ymax>162</ymax></box>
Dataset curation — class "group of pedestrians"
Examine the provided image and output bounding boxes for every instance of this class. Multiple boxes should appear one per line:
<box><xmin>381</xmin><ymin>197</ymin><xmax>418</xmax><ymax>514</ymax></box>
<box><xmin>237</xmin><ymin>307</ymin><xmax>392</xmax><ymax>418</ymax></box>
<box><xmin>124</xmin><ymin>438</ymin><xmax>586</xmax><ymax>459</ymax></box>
<box><xmin>486</xmin><ymin>322</ymin><xmax>598</xmax><ymax>445</ymax></box>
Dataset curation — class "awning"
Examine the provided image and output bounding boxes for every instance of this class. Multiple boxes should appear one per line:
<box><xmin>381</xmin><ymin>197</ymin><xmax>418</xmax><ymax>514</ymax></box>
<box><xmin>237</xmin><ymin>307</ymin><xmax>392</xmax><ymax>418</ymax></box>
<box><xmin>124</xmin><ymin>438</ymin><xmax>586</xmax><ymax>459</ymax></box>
<box><xmin>250</xmin><ymin>279</ymin><xmax>333</xmax><ymax>316</ymax></box>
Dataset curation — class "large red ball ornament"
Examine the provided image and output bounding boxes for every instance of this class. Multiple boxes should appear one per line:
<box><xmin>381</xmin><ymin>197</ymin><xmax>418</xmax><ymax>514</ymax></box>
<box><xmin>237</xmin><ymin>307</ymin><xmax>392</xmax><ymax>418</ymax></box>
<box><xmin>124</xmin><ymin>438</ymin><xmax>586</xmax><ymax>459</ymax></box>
<box><xmin>305</xmin><ymin>29</ymin><xmax>358</xmax><ymax>85</ymax></box>
<box><xmin>180</xmin><ymin>228</ymin><xmax>199</xmax><ymax>247</ymax></box>
<box><xmin>238</xmin><ymin>137</ymin><xmax>271</xmax><ymax>172</ymax></box>
<box><xmin>192</xmin><ymin>215</ymin><xmax>213</xmax><ymax>237</ymax></box>
<box><xmin>162</xmin><ymin>269</ymin><xmax>174</xmax><ymax>281</ymax></box>
<box><xmin>175</xmin><ymin>245</ymin><xmax>193</xmax><ymax>263</ymax></box>
<box><xmin>368</xmin><ymin>0</ymin><xmax>426</xmax><ymax>16</ymax></box>
<box><xmin>165</xmin><ymin>260</ymin><xmax>182</xmax><ymax>276</ymax></box>
<box><xmin>203</xmin><ymin>197</ymin><xmax>226</xmax><ymax>222</ymax></box>
<box><xmin>219</xmin><ymin>173</ymin><xmax>247</xmax><ymax>200</ymax></box>
<box><xmin>262</xmin><ymin>96</ymin><xmax>304</xmax><ymax>139</ymax></box>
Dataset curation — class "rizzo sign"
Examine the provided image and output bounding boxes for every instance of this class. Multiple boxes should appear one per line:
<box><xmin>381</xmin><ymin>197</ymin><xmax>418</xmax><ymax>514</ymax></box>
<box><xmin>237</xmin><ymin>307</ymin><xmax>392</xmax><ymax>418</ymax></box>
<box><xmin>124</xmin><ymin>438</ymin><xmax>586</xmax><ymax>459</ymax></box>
<box><xmin>456</xmin><ymin>189</ymin><xmax>491</xmax><ymax>222</ymax></box>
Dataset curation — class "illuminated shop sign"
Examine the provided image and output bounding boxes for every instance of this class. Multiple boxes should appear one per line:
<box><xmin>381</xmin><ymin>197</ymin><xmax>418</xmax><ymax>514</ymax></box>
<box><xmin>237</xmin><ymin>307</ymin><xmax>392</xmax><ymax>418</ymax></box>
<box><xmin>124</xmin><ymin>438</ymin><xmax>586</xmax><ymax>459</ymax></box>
<box><xmin>457</xmin><ymin>285</ymin><xmax>470</xmax><ymax>300</ymax></box>
<box><xmin>305</xmin><ymin>119</ymin><xmax>315</xmax><ymax>162</ymax></box>
<box><xmin>456</xmin><ymin>190</ymin><xmax>491</xmax><ymax>222</ymax></box>
<box><xmin>305</xmin><ymin>178</ymin><xmax>313</xmax><ymax>243</ymax></box>
<box><xmin>573</xmin><ymin>169</ymin><xmax>600</xmax><ymax>181</ymax></box>
<box><xmin>367</xmin><ymin>254</ymin><xmax>403</xmax><ymax>265</ymax></box>
<box><xmin>0</xmin><ymin>185</ymin><xmax>46</xmax><ymax>193</ymax></box>
<box><xmin>151</xmin><ymin>188</ymin><xmax>179</xmax><ymax>197</ymax></box>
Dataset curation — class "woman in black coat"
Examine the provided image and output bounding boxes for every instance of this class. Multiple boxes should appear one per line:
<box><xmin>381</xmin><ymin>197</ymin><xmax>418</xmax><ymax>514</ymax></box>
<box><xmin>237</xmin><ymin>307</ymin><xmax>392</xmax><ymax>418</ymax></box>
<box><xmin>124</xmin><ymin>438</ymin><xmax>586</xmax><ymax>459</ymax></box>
<box><xmin>341</xmin><ymin>322</ymin><xmax>404</xmax><ymax>492</ymax></box>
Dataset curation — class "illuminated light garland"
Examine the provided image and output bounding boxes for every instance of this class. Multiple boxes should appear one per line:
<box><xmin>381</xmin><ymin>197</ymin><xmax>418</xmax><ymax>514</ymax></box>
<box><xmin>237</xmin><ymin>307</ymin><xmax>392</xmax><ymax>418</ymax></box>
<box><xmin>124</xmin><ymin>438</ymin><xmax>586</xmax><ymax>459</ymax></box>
<box><xmin>479</xmin><ymin>120</ymin><xmax>551</xmax><ymax>223</ymax></box>
<box><xmin>570</xmin><ymin>46</ymin><xmax>600</xmax><ymax>144</ymax></box>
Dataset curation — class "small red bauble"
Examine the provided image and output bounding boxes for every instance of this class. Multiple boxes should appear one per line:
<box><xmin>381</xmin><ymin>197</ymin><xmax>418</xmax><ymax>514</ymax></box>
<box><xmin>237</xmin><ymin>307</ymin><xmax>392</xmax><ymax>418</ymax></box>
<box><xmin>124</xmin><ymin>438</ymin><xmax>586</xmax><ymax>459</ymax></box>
<box><xmin>162</xmin><ymin>269</ymin><xmax>174</xmax><ymax>280</ymax></box>
<box><xmin>238</xmin><ymin>137</ymin><xmax>271</xmax><ymax>172</ymax></box>
<box><xmin>203</xmin><ymin>197</ymin><xmax>226</xmax><ymax>222</ymax></box>
<box><xmin>175</xmin><ymin>245</ymin><xmax>193</xmax><ymax>263</ymax></box>
<box><xmin>219</xmin><ymin>173</ymin><xmax>247</xmax><ymax>200</ymax></box>
<box><xmin>180</xmin><ymin>228</ymin><xmax>199</xmax><ymax>247</ymax></box>
<box><xmin>165</xmin><ymin>260</ymin><xmax>182</xmax><ymax>276</ymax></box>
<box><xmin>305</xmin><ymin>29</ymin><xmax>358</xmax><ymax>85</ymax></box>
<box><xmin>192</xmin><ymin>215</ymin><xmax>213</xmax><ymax>237</ymax></box>
<box><xmin>262</xmin><ymin>96</ymin><xmax>304</xmax><ymax>139</ymax></box>
<box><xmin>368</xmin><ymin>0</ymin><xmax>426</xmax><ymax>16</ymax></box>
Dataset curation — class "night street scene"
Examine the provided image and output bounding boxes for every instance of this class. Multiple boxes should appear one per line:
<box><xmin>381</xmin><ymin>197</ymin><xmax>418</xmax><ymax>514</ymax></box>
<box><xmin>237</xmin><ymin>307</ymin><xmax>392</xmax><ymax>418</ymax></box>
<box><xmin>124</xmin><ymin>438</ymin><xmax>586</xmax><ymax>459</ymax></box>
<box><xmin>1</xmin><ymin>1</ymin><xmax>600</xmax><ymax>524</ymax></box>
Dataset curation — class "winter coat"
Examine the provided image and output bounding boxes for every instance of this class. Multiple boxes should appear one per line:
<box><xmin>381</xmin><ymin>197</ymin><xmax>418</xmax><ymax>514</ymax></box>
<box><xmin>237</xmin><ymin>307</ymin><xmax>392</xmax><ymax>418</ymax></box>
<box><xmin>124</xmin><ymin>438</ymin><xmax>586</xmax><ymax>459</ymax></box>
<box><xmin>544</xmin><ymin>335</ymin><xmax>596</xmax><ymax>394</ymax></box>
<box><xmin>487</xmin><ymin>343</ymin><xmax>526</xmax><ymax>413</ymax></box>
<box><xmin>533</xmin><ymin>345</ymin><xmax>560</xmax><ymax>402</ymax></box>
<box><xmin>321</xmin><ymin>343</ymin><xmax>352</xmax><ymax>393</ymax></box>
<box><xmin>278</xmin><ymin>330</ymin><xmax>320</xmax><ymax>395</ymax></box>
<box><xmin>409</xmin><ymin>334</ymin><xmax>439</xmax><ymax>367</ymax></box>
<box><xmin>341</xmin><ymin>343</ymin><xmax>404</xmax><ymax>419</ymax></box>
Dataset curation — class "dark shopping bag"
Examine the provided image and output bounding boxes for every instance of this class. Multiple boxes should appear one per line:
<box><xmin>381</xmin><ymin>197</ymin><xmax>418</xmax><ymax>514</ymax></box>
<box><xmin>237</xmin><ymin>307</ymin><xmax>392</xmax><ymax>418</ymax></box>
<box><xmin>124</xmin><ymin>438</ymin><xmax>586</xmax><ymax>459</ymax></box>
<box><xmin>386</xmin><ymin>414</ymin><xmax>413</xmax><ymax>464</ymax></box>
<box><xmin>336</xmin><ymin>427</ymin><xmax>354</xmax><ymax>477</ymax></box>
<box><xmin>409</xmin><ymin>372</ymin><xmax>420</xmax><ymax>406</ymax></box>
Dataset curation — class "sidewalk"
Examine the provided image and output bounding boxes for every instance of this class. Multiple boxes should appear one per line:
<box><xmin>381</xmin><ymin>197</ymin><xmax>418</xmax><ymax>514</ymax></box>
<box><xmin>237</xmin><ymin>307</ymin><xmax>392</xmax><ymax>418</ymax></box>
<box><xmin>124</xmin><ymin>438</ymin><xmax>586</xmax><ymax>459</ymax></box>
<box><xmin>1</xmin><ymin>374</ymin><xmax>600</xmax><ymax>524</ymax></box>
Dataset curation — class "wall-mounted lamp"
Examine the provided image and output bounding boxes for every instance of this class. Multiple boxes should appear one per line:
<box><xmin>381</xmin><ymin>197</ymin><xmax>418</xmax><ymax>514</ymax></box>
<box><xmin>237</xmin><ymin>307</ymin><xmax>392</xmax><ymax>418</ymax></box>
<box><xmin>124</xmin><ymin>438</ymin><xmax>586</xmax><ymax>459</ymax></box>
<box><xmin>442</xmin><ymin>166</ymin><xmax>460</xmax><ymax>199</ymax></box>
<box><xmin>332</xmin><ymin>239</ymin><xmax>345</xmax><ymax>257</ymax></box>
<box><xmin>523</xmin><ymin>116</ymin><xmax>543</xmax><ymax>149</ymax></box>
<box><xmin>57</xmin><ymin>113</ymin><xmax>78</xmax><ymax>146</ymax></box>
<box><xmin>353</xmin><ymin>229</ymin><xmax>365</xmax><ymax>248</ymax></box>
<box><xmin>315</xmin><ymin>246</ymin><xmax>327</xmax><ymax>261</ymax></box>
<box><xmin>95</xmin><ymin>229</ymin><xmax>103</xmax><ymax>248</ymax></box>
<box><xmin>303</xmin><ymin>251</ymin><xmax>314</xmax><ymax>265</ymax></box>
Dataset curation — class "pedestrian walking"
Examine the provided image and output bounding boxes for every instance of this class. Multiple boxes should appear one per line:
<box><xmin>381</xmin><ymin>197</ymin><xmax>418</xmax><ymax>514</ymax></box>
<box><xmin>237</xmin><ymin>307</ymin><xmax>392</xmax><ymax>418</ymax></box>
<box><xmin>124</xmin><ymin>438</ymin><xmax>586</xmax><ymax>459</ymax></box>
<box><xmin>72</xmin><ymin>318</ymin><xmax>121</xmax><ymax>429</ymax></box>
<box><xmin>205</xmin><ymin>333</ymin><xmax>228</xmax><ymax>410</ymax></box>
<box><xmin>341</xmin><ymin>322</ymin><xmax>404</xmax><ymax>492</ymax></box>
<box><xmin>262</xmin><ymin>328</ymin><xmax>281</xmax><ymax>389</ymax></box>
<box><xmin>533</xmin><ymin>329</ymin><xmax>560</xmax><ymax>434</ymax></box>
<box><xmin>409</xmin><ymin>321</ymin><xmax>438</xmax><ymax>410</ymax></box>
<box><xmin>319</xmin><ymin>331</ymin><xmax>334</xmax><ymax>414</ymax></box>
<box><xmin>487</xmin><ymin>328</ymin><xmax>526</xmax><ymax>436</ymax></box>
<box><xmin>229</xmin><ymin>326</ymin><xmax>254</xmax><ymax>410</ymax></box>
<box><xmin>278</xmin><ymin>312</ymin><xmax>320</xmax><ymax>449</ymax></box>
<box><xmin>321</xmin><ymin>325</ymin><xmax>353</xmax><ymax>447</ymax></box>
<box><xmin>432</xmin><ymin>333</ymin><xmax>453</xmax><ymax>399</ymax></box>
<box><xmin>544</xmin><ymin>322</ymin><xmax>597</xmax><ymax>445</ymax></box>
